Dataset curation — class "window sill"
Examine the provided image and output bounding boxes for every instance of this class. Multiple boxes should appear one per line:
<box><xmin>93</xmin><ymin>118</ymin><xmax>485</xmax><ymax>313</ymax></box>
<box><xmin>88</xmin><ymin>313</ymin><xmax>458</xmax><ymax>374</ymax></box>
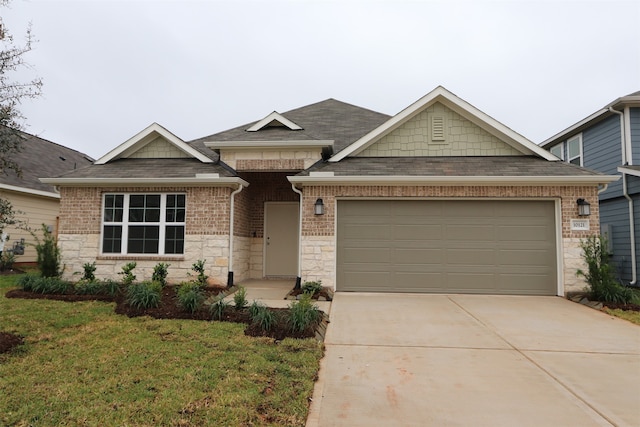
<box><xmin>97</xmin><ymin>255</ymin><xmax>185</xmax><ymax>262</ymax></box>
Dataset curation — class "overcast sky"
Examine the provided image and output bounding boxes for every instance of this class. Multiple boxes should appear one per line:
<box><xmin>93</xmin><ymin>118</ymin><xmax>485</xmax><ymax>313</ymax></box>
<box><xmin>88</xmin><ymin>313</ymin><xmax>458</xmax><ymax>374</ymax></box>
<box><xmin>3</xmin><ymin>0</ymin><xmax>639</xmax><ymax>159</ymax></box>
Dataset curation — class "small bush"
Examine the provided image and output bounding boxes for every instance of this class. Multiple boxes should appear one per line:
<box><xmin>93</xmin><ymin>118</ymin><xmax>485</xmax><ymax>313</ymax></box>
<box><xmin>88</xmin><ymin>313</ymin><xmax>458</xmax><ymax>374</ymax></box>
<box><xmin>31</xmin><ymin>276</ymin><xmax>72</xmax><ymax>294</ymax></box>
<box><xmin>152</xmin><ymin>262</ymin><xmax>170</xmax><ymax>287</ymax></box>
<box><xmin>81</xmin><ymin>262</ymin><xmax>97</xmax><ymax>281</ymax></box>
<box><xmin>177</xmin><ymin>282</ymin><xmax>205</xmax><ymax>313</ymax></box>
<box><xmin>17</xmin><ymin>274</ymin><xmax>40</xmax><ymax>292</ymax></box>
<box><xmin>33</xmin><ymin>224</ymin><xmax>62</xmax><ymax>278</ymax></box>
<box><xmin>577</xmin><ymin>235</ymin><xmax>633</xmax><ymax>304</ymax></box>
<box><xmin>288</xmin><ymin>294</ymin><xmax>321</xmax><ymax>333</ymax></box>
<box><xmin>75</xmin><ymin>280</ymin><xmax>104</xmax><ymax>295</ymax></box>
<box><xmin>301</xmin><ymin>280</ymin><xmax>323</xmax><ymax>295</ymax></box>
<box><xmin>233</xmin><ymin>286</ymin><xmax>248</xmax><ymax>310</ymax></box>
<box><xmin>127</xmin><ymin>281</ymin><xmax>162</xmax><ymax>310</ymax></box>
<box><xmin>119</xmin><ymin>262</ymin><xmax>137</xmax><ymax>287</ymax></box>
<box><xmin>249</xmin><ymin>301</ymin><xmax>276</xmax><ymax>332</ymax></box>
<box><xmin>209</xmin><ymin>298</ymin><xmax>230</xmax><ymax>321</ymax></box>
<box><xmin>102</xmin><ymin>279</ymin><xmax>122</xmax><ymax>297</ymax></box>
<box><xmin>0</xmin><ymin>250</ymin><xmax>15</xmax><ymax>271</ymax></box>
<box><xmin>190</xmin><ymin>259</ymin><xmax>208</xmax><ymax>286</ymax></box>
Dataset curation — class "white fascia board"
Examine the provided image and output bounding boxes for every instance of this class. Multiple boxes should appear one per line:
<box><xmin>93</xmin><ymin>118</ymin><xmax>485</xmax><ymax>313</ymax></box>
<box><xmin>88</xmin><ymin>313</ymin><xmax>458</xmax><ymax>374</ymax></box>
<box><xmin>95</xmin><ymin>123</ymin><xmax>213</xmax><ymax>164</ymax></box>
<box><xmin>40</xmin><ymin>177</ymin><xmax>250</xmax><ymax>187</ymax></box>
<box><xmin>246</xmin><ymin>112</ymin><xmax>303</xmax><ymax>132</ymax></box>
<box><xmin>288</xmin><ymin>175</ymin><xmax>620</xmax><ymax>186</ymax></box>
<box><xmin>618</xmin><ymin>166</ymin><xmax>640</xmax><ymax>177</ymax></box>
<box><xmin>331</xmin><ymin>86</ymin><xmax>555</xmax><ymax>162</ymax></box>
<box><xmin>204</xmin><ymin>140</ymin><xmax>334</xmax><ymax>149</ymax></box>
<box><xmin>0</xmin><ymin>183</ymin><xmax>60</xmax><ymax>199</ymax></box>
<box><xmin>539</xmin><ymin>109</ymin><xmax>609</xmax><ymax>148</ymax></box>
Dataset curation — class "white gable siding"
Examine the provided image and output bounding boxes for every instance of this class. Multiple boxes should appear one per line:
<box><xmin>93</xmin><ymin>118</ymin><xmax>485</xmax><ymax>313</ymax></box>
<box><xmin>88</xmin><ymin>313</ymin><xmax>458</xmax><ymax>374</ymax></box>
<box><xmin>357</xmin><ymin>102</ymin><xmax>522</xmax><ymax>157</ymax></box>
<box><xmin>129</xmin><ymin>136</ymin><xmax>190</xmax><ymax>159</ymax></box>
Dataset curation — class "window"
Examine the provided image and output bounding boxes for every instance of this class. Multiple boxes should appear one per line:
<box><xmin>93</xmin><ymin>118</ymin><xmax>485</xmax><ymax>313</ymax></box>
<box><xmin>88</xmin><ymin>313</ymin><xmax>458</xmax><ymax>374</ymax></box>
<box><xmin>550</xmin><ymin>143</ymin><xmax>564</xmax><ymax>160</ymax></box>
<box><xmin>102</xmin><ymin>193</ymin><xmax>185</xmax><ymax>255</ymax></box>
<box><xmin>567</xmin><ymin>135</ymin><xmax>582</xmax><ymax>166</ymax></box>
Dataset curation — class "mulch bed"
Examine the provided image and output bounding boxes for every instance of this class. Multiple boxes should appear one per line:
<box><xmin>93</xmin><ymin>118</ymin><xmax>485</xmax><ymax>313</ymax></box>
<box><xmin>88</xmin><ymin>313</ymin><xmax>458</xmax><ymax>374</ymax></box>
<box><xmin>602</xmin><ymin>302</ymin><xmax>640</xmax><ymax>311</ymax></box>
<box><xmin>3</xmin><ymin>285</ymin><xmax>323</xmax><ymax>353</ymax></box>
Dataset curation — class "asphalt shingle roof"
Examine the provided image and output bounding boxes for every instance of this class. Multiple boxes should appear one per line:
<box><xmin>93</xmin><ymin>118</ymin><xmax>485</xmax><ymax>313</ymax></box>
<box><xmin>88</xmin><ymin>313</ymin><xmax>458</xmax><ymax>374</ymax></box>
<box><xmin>0</xmin><ymin>128</ymin><xmax>94</xmax><ymax>193</ymax></box>
<box><xmin>190</xmin><ymin>99</ymin><xmax>391</xmax><ymax>154</ymax></box>
<box><xmin>54</xmin><ymin>158</ymin><xmax>237</xmax><ymax>179</ymax></box>
<box><xmin>298</xmin><ymin>156</ymin><xmax>607</xmax><ymax>177</ymax></box>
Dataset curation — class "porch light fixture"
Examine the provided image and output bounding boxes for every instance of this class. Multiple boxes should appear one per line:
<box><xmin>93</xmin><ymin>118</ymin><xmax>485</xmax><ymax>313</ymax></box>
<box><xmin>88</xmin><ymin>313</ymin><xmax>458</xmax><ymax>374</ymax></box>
<box><xmin>577</xmin><ymin>198</ymin><xmax>591</xmax><ymax>216</ymax></box>
<box><xmin>314</xmin><ymin>198</ymin><xmax>325</xmax><ymax>215</ymax></box>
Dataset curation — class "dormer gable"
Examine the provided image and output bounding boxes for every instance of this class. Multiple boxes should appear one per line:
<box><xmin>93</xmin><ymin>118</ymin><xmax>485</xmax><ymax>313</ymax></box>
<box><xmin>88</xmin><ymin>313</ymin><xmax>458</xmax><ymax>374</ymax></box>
<box><xmin>246</xmin><ymin>111</ymin><xmax>303</xmax><ymax>132</ymax></box>
<box><xmin>94</xmin><ymin>123</ymin><xmax>213</xmax><ymax>165</ymax></box>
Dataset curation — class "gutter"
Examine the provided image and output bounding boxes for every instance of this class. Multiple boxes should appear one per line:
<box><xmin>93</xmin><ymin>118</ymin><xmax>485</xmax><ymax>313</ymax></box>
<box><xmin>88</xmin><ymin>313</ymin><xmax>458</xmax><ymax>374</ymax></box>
<box><xmin>287</xmin><ymin>175</ymin><xmax>619</xmax><ymax>186</ymax></box>
<box><xmin>290</xmin><ymin>183</ymin><xmax>303</xmax><ymax>290</ymax></box>
<box><xmin>609</xmin><ymin>107</ymin><xmax>637</xmax><ymax>285</ymax></box>
<box><xmin>227</xmin><ymin>184</ymin><xmax>245</xmax><ymax>288</ymax></box>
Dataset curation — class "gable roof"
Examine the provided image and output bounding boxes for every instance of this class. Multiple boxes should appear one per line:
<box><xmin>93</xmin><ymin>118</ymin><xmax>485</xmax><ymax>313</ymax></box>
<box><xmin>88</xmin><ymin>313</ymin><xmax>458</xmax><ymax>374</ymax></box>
<box><xmin>95</xmin><ymin>123</ymin><xmax>214</xmax><ymax>165</ymax></box>
<box><xmin>540</xmin><ymin>90</ymin><xmax>640</xmax><ymax>148</ymax></box>
<box><xmin>331</xmin><ymin>86</ymin><xmax>556</xmax><ymax>162</ymax></box>
<box><xmin>246</xmin><ymin>111</ymin><xmax>303</xmax><ymax>131</ymax></box>
<box><xmin>191</xmin><ymin>98</ymin><xmax>390</xmax><ymax>154</ymax></box>
<box><xmin>0</xmin><ymin>126</ymin><xmax>93</xmax><ymax>197</ymax></box>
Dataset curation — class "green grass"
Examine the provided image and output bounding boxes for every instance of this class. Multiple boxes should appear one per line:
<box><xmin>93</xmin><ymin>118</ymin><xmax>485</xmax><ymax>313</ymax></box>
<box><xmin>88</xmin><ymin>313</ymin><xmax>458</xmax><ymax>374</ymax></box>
<box><xmin>0</xmin><ymin>274</ymin><xmax>323</xmax><ymax>426</ymax></box>
<box><xmin>604</xmin><ymin>308</ymin><xmax>640</xmax><ymax>325</ymax></box>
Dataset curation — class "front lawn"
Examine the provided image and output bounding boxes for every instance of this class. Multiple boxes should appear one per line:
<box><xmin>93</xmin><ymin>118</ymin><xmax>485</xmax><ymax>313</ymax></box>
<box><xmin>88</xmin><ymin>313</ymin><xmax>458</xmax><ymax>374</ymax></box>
<box><xmin>0</xmin><ymin>274</ymin><xmax>323</xmax><ymax>426</ymax></box>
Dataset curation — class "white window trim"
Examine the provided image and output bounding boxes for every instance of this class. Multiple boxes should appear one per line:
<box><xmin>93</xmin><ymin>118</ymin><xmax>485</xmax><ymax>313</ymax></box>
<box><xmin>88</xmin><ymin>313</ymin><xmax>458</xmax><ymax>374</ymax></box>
<box><xmin>566</xmin><ymin>134</ymin><xmax>583</xmax><ymax>166</ymax></box>
<box><xmin>101</xmin><ymin>193</ymin><xmax>186</xmax><ymax>255</ymax></box>
<box><xmin>550</xmin><ymin>143</ymin><xmax>564</xmax><ymax>160</ymax></box>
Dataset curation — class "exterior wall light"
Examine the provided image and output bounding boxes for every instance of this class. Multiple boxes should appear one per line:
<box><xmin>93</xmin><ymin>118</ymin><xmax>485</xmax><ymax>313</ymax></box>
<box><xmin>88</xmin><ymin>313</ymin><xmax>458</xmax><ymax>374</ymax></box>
<box><xmin>314</xmin><ymin>198</ymin><xmax>325</xmax><ymax>215</ymax></box>
<box><xmin>577</xmin><ymin>198</ymin><xmax>591</xmax><ymax>216</ymax></box>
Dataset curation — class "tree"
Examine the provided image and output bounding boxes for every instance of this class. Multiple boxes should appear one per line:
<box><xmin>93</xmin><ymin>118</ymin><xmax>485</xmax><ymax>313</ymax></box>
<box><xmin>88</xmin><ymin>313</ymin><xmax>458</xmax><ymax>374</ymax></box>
<box><xmin>0</xmin><ymin>0</ymin><xmax>43</xmax><ymax>176</ymax></box>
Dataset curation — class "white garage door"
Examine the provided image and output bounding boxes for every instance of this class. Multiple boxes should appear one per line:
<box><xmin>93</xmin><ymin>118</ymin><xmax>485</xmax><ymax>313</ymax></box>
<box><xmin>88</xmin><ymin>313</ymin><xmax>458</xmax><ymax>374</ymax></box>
<box><xmin>336</xmin><ymin>200</ymin><xmax>557</xmax><ymax>295</ymax></box>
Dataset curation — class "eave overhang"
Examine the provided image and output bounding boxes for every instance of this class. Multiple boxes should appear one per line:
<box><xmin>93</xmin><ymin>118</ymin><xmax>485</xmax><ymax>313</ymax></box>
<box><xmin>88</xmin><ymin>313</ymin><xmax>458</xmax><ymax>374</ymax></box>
<box><xmin>40</xmin><ymin>176</ymin><xmax>250</xmax><ymax>188</ymax></box>
<box><xmin>618</xmin><ymin>166</ymin><xmax>640</xmax><ymax>177</ymax></box>
<box><xmin>204</xmin><ymin>140</ymin><xmax>334</xmax><ymax>150</ymax></box>
<box><xmin>0</xmin><ymin>183</ymin><xmax>60</xmax><ymax>199</ymax></box>
<box><xmin>288</xmin><ymin>175</ymin><xmax>619</xmax><ymax>187</ymax></box>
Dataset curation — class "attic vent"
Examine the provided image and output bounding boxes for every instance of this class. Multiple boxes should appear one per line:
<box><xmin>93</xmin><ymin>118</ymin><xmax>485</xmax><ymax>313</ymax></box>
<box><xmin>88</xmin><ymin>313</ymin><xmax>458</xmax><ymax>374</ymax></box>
<box><xmin>431</xmin><ymin>116</ymin><xmax>446</xmax><ymax>141</ymax></box>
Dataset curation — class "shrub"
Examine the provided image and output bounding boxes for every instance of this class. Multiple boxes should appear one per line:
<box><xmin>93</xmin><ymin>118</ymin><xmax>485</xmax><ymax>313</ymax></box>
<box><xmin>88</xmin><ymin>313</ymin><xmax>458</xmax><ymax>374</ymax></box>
<box><xmin>288</xmin><ymin>294</ymin><xmax>321</xmax><ymax>333</ymax></box>
<box><xmin>233</xmin><ymin>286</ymin><xmax>248</xmax><ymax>310</ymax></box>
<box><xmin>190</xmin><ymin>259</ymin><xmax>208</xmax><ymax>286</ymax></box>
<box><xmin>17</xmin><ymin>274</ymin><xmax>40</xmax><ymax>292</ymax></box>
<box><xmin>119</xmin><ymin>262</ymin><xmax>137</xmax><ymax>287</ymax></box>
<box><xmin>75</xmin><ymin>280</ymin><xmax>104</xmax><ymax>295</ymax></box>
<box><xmin>33</xmin><ymin>224</ymin><xmax>62</xmax><ymax>277</ymax></box>
<box><xmin>301</xmin><ymin>280</ymin><xmax>323</xmax><ymax>295</ymax></box>
<box><xmin>177</xmin><ymin>282</ymin><xmax>205</xmax><ymax>313</ymax></box>
<box><xmin>31</xmin><ymin>276</ymin><xmax>72</xmax><ymax>294</ymax></box>
<box><xmin>0</xmin><ymin>250</ymin><xmax>15</xmax><ymax>271</ymax></box>
<box><xmin>152</xmin><ymin>262</ymin><xmax>170</xmax><ymax>287</ymax></box>
<box><xmin>577</xmin><ymin>235</ymin><xmax>633</xmax><ymax>304</ymax></box>
<box><xmin>209</xmin><ymin>298</ymin><xmax>230</xmax><ymax>321</ymax></box>
<box><xmin>81</xmin><ymin>262</ymin><xmax>97</xmax><ymax>281</ymax></box>
<box><xmin>127</xmin><ymin>281</ymin><xmax>162</xmax><ymax>309</ymax></box>
<box><xmin>102</xmin><ymin>279</ymin><xmax>121</xmax><ymax>297</ymax></box>
<box><xmin>249</xmin><ymin>301</ymin><xmax>276</xmax><ymax>332</ymax></box>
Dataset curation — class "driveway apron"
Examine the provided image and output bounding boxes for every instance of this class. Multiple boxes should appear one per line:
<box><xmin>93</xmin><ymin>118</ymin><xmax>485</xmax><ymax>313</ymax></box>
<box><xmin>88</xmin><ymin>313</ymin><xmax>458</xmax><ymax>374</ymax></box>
<box><xmin>307</xmin><ymin>293</ymin><xmax>640</xmax><ymax>427</ymax></box>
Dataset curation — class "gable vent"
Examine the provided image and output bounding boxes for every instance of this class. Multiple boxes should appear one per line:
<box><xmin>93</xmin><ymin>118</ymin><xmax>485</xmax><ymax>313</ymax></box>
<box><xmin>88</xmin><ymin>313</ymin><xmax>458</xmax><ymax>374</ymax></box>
<box><xmin>431</xmin><ymin>116</ymin><xmax>446</xmax><ymax>141</ymax></box>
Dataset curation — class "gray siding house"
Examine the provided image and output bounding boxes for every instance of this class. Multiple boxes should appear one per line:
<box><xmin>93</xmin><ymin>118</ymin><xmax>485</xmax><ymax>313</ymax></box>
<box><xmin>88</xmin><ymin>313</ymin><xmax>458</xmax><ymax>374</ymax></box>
<box><xmin>541</xmin><ymin>91</ymin><xmax>640</xmax><ymax>286</ymax></box>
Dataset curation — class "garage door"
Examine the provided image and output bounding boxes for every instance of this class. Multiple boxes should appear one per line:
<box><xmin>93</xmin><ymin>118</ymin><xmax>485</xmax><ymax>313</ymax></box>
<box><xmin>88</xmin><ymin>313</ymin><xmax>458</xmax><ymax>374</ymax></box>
<box><xmin>337</xmin><ymin>200</ymin><xmax>557</xmax><ymax>295</ymax></box>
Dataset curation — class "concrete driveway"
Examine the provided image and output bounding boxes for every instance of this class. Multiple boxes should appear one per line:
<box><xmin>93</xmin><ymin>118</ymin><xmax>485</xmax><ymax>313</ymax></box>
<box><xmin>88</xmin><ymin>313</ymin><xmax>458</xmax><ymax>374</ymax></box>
<box><xmin>307</xmin><ymin>293</ymin><xmax>640</xmax><ymax>427</ymax></box>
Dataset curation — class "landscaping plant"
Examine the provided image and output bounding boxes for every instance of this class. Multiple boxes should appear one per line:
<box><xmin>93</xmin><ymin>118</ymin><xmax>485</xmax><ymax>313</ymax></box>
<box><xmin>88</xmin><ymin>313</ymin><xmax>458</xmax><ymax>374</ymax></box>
<box><xmin>177</xmin><ymin>281</ymin><xmax>205</xmax><ymax>313</ymax></box>
<box><xmin>126</xmin><ymin>281</ymin><xmax>162</xmax><ymax>309</ymax></box>
<box><xmin>233</xmin><ymin>286</ymin><xmax>248</xmax><ymax>310</ymax></box>
<box><xmin>119</xmin><ymin>262</ymin><xmax>137</xmax><ymax>287</ymax></box>
<box><xmin>288</xmin><ymin>293</ymin><xmax>321</xmax><ymax>333</ymax></box>
<box><xmin>190</xmin><ymin>259</ymin><xmax>208</xmax><ymax>286</ymax></box>
<box><xmin>577</xmin><ymin>235</ymin><xmax>633</xmax><ymax>304</ymax></box>
<box><xmin>81</xmin><ymin>261</ymin><xmax>97</xmax><ymax>281</ymax></box>
<box><xmin>249</xmin><ymin>301</ymin><xmax>276</xmax><ymax>332</ymax></box>
<box><xmin>209</xmin><ymin>297</ymin><xmax>230</xmax><ymax>321</ymax></box>
<box><xmin>0</xmin><ymin>250</ymin><xmax>15</xmax><ymax>271</ymax></box>
<box><xmin>301</xmin><ymin>280</ymin><xmax>323</xmax><ymax>295</ymax></box>
<box><xmin>32</xmin><ymin>224</ymin><xmax>62</xmax><ymax>277</ymax></box>
<box><xmin>152</xmin><ymin>262</ymin><xmax>170</xmax><ymax>287</ymax></box>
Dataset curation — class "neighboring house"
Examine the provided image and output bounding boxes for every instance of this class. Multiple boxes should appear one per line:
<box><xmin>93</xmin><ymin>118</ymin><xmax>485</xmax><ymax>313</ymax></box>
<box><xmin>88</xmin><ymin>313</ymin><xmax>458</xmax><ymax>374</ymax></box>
<box><xmin>0</xmin><ymin>127</ymin><xmax>93</xmax><ymax>264</ymax></box>
<box><xmin>42</xmin><ymin>87</ymin><xmax>617</xmax><ymax>295</ymax></box>
<box><xmin>540</xmin><ymin>91</ymin><xmax>640</xmax><ymax>286</ymax></box>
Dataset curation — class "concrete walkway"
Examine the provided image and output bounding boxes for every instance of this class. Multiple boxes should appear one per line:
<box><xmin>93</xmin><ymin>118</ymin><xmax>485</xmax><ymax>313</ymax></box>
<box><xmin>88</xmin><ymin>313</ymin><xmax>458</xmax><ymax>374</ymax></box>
<box><xmin>224</xmin><ymin>279</ymin><xmax>331</xmax><ymax>313</ymax></box>
<box><xmin>307</xmin><ymin>293</ymin><xmax>640</xmax><ymax>427</ymax></box>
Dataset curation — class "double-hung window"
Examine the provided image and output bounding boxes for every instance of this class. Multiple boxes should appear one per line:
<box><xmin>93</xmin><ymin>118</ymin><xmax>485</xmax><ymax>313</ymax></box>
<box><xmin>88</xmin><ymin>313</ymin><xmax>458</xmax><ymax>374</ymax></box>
<box><xmin>566</xmin><ymin>135</ymin><xmax>582</xmax><ymax>166</ymax></box>
<box><xmin>102</xmin><ymin>193</ymin><xmax>185</xmax><ymax>255</ymax></box>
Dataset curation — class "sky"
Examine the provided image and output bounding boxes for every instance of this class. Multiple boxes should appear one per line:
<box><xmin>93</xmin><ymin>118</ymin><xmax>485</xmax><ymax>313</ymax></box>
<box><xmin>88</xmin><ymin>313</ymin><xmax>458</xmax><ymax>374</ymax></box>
<box><xmin>3</xmin><ymin>0</ymin><xmax>640</xmax><ymax>160</ymax></box>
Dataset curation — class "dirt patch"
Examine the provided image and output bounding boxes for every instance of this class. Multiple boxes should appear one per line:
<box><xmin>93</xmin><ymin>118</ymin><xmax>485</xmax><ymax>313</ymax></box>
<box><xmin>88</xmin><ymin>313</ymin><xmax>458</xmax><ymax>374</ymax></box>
<box><xmin>4</xmin><ymin>285</ymin><xmax>323</xmax><ymax>341</ymax></box>
<box><xmin>0</xmin><ymin>331</ymin><xmax>24</xmax><ymax>354</ymax></box>
<box><xmin>286</xmin><ymin>288</ymin><xmax>333</xmax><ymax>301</ymax></box>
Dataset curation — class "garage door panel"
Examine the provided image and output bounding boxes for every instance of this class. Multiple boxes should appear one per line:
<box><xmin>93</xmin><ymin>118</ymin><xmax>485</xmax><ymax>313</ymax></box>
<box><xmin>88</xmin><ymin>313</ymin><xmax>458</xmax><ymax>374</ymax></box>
<box><xmin>337</xmin><ymin>200</ymin><xmax>557</xmax><ymax>295</ymax></box>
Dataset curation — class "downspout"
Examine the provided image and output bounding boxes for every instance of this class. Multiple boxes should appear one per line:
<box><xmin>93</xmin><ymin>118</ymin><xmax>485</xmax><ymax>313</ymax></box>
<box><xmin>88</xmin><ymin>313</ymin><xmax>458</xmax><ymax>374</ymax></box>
<box><xmin>291</xmin><ymin>183</ymin><xmax>303</xmax><ymax>290</ymax></box>
<box><xmin>227</xmin><ymin>184</ymin><xmax>244</xmax><ymax>288</ymax></box>
<box><xmin>609</xmin><ymin>107</ymin><xmax>637</xmax><ymax>285</ymax></box>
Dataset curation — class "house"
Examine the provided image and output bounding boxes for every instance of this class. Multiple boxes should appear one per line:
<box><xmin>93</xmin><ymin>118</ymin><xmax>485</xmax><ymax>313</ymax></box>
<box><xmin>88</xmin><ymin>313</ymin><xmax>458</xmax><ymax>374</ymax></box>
<box><xmin>540</xmin><ymin>91</ymin><xmax>640</xmax><ymax>286</ymax></box>
<box><xmin>0</xmin><ymin>127</ymin><xmax>94</xmax><ymax>264</ymax></box>
<box><xmin>42</xmin><ymin>86</ymin><xmax>617</xmax><ymax>295</ymax></box>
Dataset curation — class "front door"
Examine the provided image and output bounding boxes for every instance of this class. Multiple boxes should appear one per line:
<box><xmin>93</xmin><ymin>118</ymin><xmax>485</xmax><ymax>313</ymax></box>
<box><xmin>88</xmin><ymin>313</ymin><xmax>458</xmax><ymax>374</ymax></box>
<box><xmin>264</xmin><ymin>202</ymin><xmax>299</xmax><ymax>277</ymax></box>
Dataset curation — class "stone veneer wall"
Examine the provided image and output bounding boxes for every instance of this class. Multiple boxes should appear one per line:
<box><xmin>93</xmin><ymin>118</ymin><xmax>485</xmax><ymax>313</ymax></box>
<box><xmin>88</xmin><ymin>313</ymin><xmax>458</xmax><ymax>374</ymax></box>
<box><xmin>58</xmin><ymin>186</ymin><xmax>234</xmax><ymax>284</ymax></box>
<box><xmin>298</xmin><ymin>185</ymin><xmax>600</xmax><ymax>293</ymax></box>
